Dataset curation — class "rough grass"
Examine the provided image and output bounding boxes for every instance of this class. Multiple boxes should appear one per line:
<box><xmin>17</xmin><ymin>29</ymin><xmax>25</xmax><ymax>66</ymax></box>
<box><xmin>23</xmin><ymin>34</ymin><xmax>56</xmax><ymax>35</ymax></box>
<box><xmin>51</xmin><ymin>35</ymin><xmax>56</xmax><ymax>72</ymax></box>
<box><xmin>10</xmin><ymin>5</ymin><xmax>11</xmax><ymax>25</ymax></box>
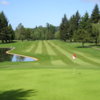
<box><xmin>0</xmin><ymin>40</ymin><xmax>100</xmax><ymax>100</ymax></box>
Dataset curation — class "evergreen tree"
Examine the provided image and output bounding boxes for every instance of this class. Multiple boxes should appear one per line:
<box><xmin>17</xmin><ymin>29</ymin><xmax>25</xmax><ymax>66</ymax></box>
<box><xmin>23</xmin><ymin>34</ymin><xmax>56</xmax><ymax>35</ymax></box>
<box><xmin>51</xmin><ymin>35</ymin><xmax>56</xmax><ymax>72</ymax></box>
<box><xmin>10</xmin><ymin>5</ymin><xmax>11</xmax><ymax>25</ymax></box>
<box><xmin>73</xmin><ymin>12</ymin><xmax>92</xmax><ymax>47</ymax></box>
<box><xmin>73</xmin><ymin>29</ymin><xmax>89</xmax><ymax>47</ymax></box>
<box><xmin>69</xmin><ymin>11</ymin><xmax>80</xmax><ymax>42</ymax></box>
<box><xmin>91</xmin><ymin>4</ymin><xmax>100</xmax><ymax>23</ymax></box>
<box><xmin>59</xmin><ymin>14</ymin><xmax>69</xmax><ymax>41</ymax></box>
<box><xmin>75</xmin><ymin>11</ymin><xmax>80</xmax><ymax>29</ymax></box>
<box><xmin>79</xmin><ymin>12</ymin><xmax>92</xmax><ymax>42</ymax></box>
<box><xmin>7</xmin><ymin>24</ymin><xmax>15</xmax><ymax>42</ymax></box>
<box><xmin>0</xmin><ymin>11</ymin><xmax>8</xmax><ymax>43</ymax></box>
<box><xmin>92</xmin><ymin>24</ymin><xmax>100</xmax><ymax>45</ymax></box>
<box><xmin>46</xmin><ymin>23</ymin><xmax>56</xmax><ymax>40</ymax></box>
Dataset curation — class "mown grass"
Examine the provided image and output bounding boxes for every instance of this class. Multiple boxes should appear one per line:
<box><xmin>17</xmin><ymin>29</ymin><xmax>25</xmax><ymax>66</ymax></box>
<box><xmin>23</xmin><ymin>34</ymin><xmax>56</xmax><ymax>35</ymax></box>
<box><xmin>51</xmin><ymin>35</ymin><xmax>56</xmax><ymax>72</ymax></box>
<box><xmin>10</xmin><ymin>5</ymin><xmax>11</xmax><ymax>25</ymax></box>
<box><xmin>0</xmin><ymin>40</ymin><xmax>100</xmax><ymax>100</ymax></box>
<box><xmin>0</xmin><ymin>69</ymin><xmax>100</xmax><ymax>100</ymax></box>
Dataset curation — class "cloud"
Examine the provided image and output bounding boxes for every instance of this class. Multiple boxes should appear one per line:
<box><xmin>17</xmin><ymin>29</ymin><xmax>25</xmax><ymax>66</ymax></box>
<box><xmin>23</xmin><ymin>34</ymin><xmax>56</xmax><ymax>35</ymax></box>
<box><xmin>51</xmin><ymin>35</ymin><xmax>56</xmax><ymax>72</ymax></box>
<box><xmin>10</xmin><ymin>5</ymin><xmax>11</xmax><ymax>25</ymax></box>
<box><xmin>0</xmin><ymin>0</ymin><xmax>9</xmax><ymax>5</ymax></box>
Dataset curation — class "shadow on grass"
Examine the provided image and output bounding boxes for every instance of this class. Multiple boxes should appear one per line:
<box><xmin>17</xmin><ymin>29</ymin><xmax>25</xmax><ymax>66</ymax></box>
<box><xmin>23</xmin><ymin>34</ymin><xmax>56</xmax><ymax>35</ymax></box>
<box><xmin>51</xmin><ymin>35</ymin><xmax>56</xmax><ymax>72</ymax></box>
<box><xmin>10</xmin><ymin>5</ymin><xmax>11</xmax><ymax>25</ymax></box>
<box><xmin>76</xmin><ymin>45</ymin><xmax>92</xmax><ymax>48</ymax></box>
<box><xmin>0</xmin><ymin>41</ymin><xmax>17</xmax><ymax>44</ymax></box>
<box><xmin>0</xmin><ymin>89</ymin><xmax>37</xmax><ymax>100</ymax></box>
<box><xmin>76</xmin><ymin>44</ymin><xmax>100</xmax><ymax>48</ymax></box>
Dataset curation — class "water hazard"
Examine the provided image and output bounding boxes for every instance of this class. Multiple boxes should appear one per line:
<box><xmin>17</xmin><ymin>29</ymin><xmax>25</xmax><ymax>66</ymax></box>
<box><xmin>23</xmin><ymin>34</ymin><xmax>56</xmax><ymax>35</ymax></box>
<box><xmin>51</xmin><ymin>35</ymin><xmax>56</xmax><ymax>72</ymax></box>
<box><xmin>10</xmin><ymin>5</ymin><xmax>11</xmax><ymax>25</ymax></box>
<box><xmin>0</xmin><ymin>48</ymin><xmax>36</xmax><ymax>62</ymax></box>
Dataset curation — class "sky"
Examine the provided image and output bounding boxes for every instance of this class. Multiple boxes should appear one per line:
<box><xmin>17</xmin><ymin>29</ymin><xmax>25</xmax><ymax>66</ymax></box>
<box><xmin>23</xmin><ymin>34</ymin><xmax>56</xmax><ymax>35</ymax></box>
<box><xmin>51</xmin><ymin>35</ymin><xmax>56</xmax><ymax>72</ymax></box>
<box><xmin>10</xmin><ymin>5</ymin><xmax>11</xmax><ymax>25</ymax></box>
<box><xmin>0</xmin><ymin>0</ymin><xmax>100</xmax><ymax>29</ymax></box>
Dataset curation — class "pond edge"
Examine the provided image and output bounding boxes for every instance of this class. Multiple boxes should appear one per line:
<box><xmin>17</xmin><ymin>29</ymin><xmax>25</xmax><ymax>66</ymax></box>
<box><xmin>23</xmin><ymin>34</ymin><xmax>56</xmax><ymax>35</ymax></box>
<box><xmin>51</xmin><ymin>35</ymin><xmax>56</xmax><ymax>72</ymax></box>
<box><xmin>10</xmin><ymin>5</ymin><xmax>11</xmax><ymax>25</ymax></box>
<box><xmin>6</xmin><ymin>47</ymin><xmax>39</xmax><ymax>61</ymax></box>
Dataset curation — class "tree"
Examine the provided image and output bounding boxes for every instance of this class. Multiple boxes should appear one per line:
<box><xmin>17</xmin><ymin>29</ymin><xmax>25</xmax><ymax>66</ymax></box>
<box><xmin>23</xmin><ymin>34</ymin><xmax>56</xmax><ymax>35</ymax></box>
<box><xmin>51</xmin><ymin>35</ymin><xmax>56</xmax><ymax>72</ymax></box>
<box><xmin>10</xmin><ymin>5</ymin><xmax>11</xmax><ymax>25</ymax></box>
<box><xmin>79</xmin><ymin>12</ymin><xmax>92</xmax><ymax>42</ymax></box>
<box><xmin>73</xmin><ymin>29</ymin><xmax>89</xmax><ymax>47</ymax></box>
<box><xmin>55</xmin><ymin>31</ymin><xmax>60</xmax><ymax>39</ymax></box>
<box><xmin>73</xmin><ymin>12</ymin><xmax>92</xmax><ymax>47</ymax></box>
<box><xmin>24</xmin><ymin>28</ymin><xmax>32</xmax><ymax>41</ymax></box>
<box><xmin>75</xmin><ymin>11</ymin><xmax>81</xmax><ymax>29</ymax></box>
<box><xmin>7</xmin><ymin>24</ymin><xmax>15</xmax><ymax>42</ymax></box>
<box><xmin>59</xmin><ymin>14</ymin><xmax>69</xmax><ymax>41</ymax></box>
<box><xmin>92</xmin><ymin>24</ymin><xmax>100</xmax><ymax>45</ymax></box>
<box><xmin>91</xmin><ymin>4</ymin><xmax>100</xmax><ymax>23</ymax></box>
<box><xmin>15</xmin><ymin>23</ymin><xmax>26</xmax><ymax>41</ymax></box>
<box><xmin>69</xmin><ymin>11</ymin><xmax>80</xmax><ymax>42</ymax></box>
<box><xmin>0</xmin><ymin>11</ymin><xmax>8</xmax><ymax>43</ymax></box>
<box><xmin>46</xmin><ymin>23</ymin><xmax>56</xmax><ymax>40</ymax></box>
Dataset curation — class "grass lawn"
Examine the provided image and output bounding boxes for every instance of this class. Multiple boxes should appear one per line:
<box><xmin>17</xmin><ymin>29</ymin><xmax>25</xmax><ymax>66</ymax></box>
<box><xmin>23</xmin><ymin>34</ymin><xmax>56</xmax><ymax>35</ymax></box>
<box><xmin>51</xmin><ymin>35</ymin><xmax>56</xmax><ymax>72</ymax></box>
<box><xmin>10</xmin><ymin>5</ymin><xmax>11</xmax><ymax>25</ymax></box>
<box><xmin>0</xmin><ymin>40</ymin><xmax>100</xmax><ymax>100</ymax></box>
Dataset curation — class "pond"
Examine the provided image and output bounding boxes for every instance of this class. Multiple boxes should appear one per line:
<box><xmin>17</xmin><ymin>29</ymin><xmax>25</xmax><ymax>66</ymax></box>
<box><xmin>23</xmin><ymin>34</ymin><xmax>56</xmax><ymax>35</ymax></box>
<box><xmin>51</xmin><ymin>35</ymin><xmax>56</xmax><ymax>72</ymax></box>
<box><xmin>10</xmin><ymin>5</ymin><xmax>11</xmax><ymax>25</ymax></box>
<box><xmin>0</xmin><ymin>48</ymin><xmax>36</xmax><ymax>62</ymax></box>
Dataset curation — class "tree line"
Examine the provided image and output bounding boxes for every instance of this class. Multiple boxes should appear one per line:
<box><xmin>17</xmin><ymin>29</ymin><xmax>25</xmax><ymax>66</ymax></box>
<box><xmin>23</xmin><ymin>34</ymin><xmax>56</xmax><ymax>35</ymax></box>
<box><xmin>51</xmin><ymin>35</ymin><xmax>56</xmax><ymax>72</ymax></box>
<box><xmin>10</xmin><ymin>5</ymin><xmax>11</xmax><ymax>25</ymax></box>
<box><xmin>0</xmin><ymin>4</ymin><xmax>100</xmax><ymax>47</ymax></box>
<box><xmin>15</xmin><ymin>23</ymin><xmax>57</xmax><ymax>41</ymax></box>
<box><xmin>59</xmin><ymin>4</ymin><xmax>100</xmax><ymax>47</ymax></box>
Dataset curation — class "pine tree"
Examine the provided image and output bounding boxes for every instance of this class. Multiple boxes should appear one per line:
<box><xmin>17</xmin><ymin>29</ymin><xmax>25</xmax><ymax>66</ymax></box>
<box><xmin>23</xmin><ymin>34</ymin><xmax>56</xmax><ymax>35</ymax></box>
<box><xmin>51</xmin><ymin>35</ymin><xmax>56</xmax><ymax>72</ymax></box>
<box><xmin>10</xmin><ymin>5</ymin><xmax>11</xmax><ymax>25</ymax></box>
<box><xmin>7</xmin><ymin>24</ymin><xmax>15</xmax><ymax>42</ymax></box>
<box><xmin>73</xmin><ymin>29</ymin><xmax>89</xmax><ymax>47</ymax></box>
<box><xmin>75</xmin><ymin>11</ymin><xmax>80</xmax><ymax>29</ymax></box>
<box><xmin>69</xmin><ymin>11</ymin><xmax>80</xmax><ymax>42</ymax></box>
<box><xmin>59</xmin><ymin>14</ymin><xmax>69</xmax><ymax>41</ymax></box>
<box><xmin>91</xmin><ymin>4</ymin><xmax>100</xmax><ymax>23</ymax></box>
<box><xmin>0</xmin><ymin>11</ymin><xmax>8</xmax><ymax>43</ymax></box>
<box><xmin>73</xmin><ymin>12</ymin><xmax>92</xmax><ymax>47</ymax></box>
<box><xmin>92</xmin><ymin>24</ymin><xmax>100</xmax><ymax>45</ymax></box>
<box><xmin>80</xmin><ymin>12</ymin><xmax>92</xmax><ymax>41</ymax></box>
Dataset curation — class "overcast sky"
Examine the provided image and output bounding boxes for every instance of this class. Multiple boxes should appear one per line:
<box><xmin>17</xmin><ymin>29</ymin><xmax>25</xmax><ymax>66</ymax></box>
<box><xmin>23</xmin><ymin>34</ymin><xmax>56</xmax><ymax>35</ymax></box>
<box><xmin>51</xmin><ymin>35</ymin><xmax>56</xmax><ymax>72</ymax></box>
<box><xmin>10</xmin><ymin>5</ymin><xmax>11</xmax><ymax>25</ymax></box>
<box><xmin>0</xmin><ymin>0</ymin><xmax>100</xmax><ymax>29</ymax></box>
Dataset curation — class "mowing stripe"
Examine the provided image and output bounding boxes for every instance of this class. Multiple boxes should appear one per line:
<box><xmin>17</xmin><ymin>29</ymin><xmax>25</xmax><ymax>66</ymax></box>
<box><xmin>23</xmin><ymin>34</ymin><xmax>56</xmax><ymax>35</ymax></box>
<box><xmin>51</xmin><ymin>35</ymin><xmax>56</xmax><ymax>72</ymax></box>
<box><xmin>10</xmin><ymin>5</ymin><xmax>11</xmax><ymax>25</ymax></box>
<box><xmin>47</xmin><ymin>41</ymin><xmax>72</xmax><ymax>65</ymax></box>
<box><xmin>42</xmin><ymin>41</ymin><xmax>48</xmax><ymax>54</ymax></box>
<box><xmin>43</xmin><ymin>41</ymin><xmax>57</xmax><ymax>56</ymax></box>
<box><xmin>48</xmin><ymin>41</ymin><xmax>91</xmax><ymax>66</ymax></box>
<box><xmin>75</xmin><ymin>51</ymin><xmax>100</xmax><ymax>64</ymax></box>
<box><xmin>53</xmin><ymin>41</ymin><xmax>100</xmax><ymax>66</ymax></box>
<box><xmin>41</xmin><ymin>41</ymin><xmax>52</xmax><ymax>65</ymax></box>
<box><xmin>25</xmin><ymin>44</ymin><xmax>35</xmax><ymax>52</ymax></box>
<box><xmin>35</xmin><ymin>41</ymin><xmax>42</xmax><ymax>54</ymax></box>
<box><xmin>43</xmin><ymin>41</ymin><xmax>67</xmax><ymax>66</ymax></box>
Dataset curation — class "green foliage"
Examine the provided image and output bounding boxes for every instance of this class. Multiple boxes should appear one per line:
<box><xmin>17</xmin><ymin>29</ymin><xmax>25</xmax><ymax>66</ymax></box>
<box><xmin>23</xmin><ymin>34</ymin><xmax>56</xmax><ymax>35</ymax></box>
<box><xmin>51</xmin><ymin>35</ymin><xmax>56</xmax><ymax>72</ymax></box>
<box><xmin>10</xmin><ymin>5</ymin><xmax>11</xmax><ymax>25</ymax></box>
<box><xmin>15</xmin><ymin>23</ymin><xmax>27</xmax><ymax>41</ymax></box>
<box><xmin>55</xmin><ymin>31</ymin><xmax>60</xmax><ymax>39</ymax></box>
<box><xmin>59</xmin><ymin>5</ymin><xmax>100</xmax><ymax>44</ymax></box>
<box><xmin>73</xmin><ymin>12</ymin><xmax>93</xmax><ymax>47</ymax></box>
<box><xmin>46</xmin><ymin>23</ymin><xmax>56</xmax><ymax>40</ymax></box>
<box><xmin>8</xmin><ymin>24</ymin><xmax>15</xmax><ymax>42</ymax></box>
<box><xmin>15</xmin><ymin>23</ymin><xmax>56</xmax><ymax>41</ymax></box>
<box><xmin>69</xmin><ymin>11</ymin><xmax>81</xmax><ymax>41</ymax></box>
<box><xmin>91</xmin><ymin>4</ymin><xmax>100</xmax><ymax>23</ymax></box>
<box><xmin>60</xmin><ymin>14</ymin><xmax>69</xmax><ymax>41</ymax></box>
<box><xmin>0</xmin><ymin>12</ymin><xmax>14</xmax><ymax>43</ymax></box>
<box><xmin>92</xmin><ymin>23</ymin><xmax>100</xmax><ymax>45</ymax></box>
<box><xmin>74</xmin><ymin>29</ymin><xmax>89</xmax><ymax>47</ymax></box>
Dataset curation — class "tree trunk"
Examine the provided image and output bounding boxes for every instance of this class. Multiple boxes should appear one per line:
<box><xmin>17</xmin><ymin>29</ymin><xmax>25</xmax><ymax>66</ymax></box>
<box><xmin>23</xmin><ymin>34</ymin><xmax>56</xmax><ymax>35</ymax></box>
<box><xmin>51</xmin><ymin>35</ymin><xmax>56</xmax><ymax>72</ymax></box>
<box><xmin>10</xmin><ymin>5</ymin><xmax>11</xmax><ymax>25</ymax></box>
<box><xmin>1</xmin><ymin>40</ymin><xmax>4</xmax><ymax>43</ymax></box>
<box><xmin>95</xmin><ymin>39</ymin><xmax>98</xmax><ymax>46</ymax></box>
<box><xmin>82</xmin><ymin>42</ymin><xmax>85</xmax><ymax>48</ymax></box>
<box><xmin>5</xmin><ymin>39</ymin><xmax>7</xmax><ymax>43</ymax></box>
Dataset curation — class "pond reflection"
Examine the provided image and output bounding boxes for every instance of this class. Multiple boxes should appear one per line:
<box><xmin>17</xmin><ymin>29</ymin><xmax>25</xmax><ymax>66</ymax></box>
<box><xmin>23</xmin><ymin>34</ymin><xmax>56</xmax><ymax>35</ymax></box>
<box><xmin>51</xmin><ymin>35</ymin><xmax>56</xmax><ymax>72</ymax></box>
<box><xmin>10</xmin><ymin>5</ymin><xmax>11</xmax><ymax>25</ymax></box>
<box><xmin>0</xmin><ymin>48</ymin><xmax>35</xmax><ymax>62</ymax></box>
